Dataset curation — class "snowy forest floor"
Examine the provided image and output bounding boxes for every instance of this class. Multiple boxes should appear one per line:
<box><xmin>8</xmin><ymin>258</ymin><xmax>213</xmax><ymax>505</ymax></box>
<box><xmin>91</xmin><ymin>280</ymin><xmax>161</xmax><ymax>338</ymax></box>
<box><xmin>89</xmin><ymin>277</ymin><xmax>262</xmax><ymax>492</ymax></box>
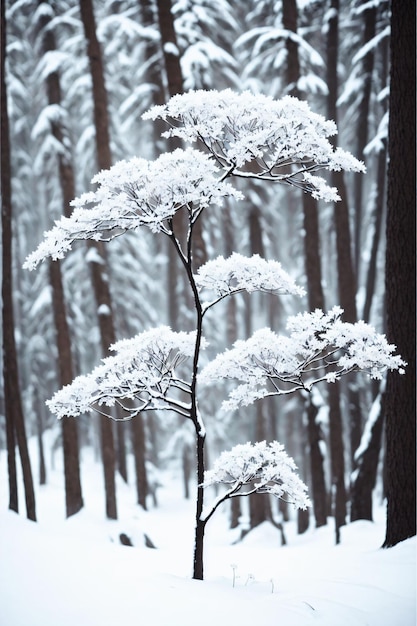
<box><xmin>0</xmin><ymin>435</ymin><xmax>415</xmax><ymax>626</ymax></box>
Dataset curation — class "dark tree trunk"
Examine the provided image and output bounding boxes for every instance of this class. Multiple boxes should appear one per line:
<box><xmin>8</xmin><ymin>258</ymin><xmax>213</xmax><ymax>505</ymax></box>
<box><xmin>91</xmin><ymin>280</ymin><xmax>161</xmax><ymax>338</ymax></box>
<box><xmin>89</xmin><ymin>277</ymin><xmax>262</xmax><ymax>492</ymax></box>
<box><xmin>249</xmin><ymin>403</ymin><xmax>272</xmax><ymax>528</ymax></box>
<box><xmin>331</xmin><ymin>172</ymin><xmax>357</xmax><ymax>324</ymax></box>
<box><xmin>247</xmin><ymin>206</ymin><xmax>274</xmax><ymax>529</ymax></box>
<box><xmin>1</xmin><ymin>0</ymin><xmax>36</xmax><ymax>521</ymax></box>
<box><xmin>249</xmin><ymin>492</ymin><xmax>272</xmax><ymax>529</ymax></box>
<box><xmin>79</xmin><ymin>0</ymin><xmax>111</xmax><ymax>172</ymax></box>
<box><xmin>40</xmin><ymin>1</ymin><xmax>83</xmax><ymax>518</ymax></box>
<box><xmin>49</xmin><ymin>260</ymin><xmax>84</xmax><ymax>517</ymax></box>
<box><xmin>116</xmin><ymin>422</ymin><xmax>128</xmax><ymax>483</ymax></box>
<box><xmin>383</xmin><ymin>0</ymin><xmax>416</xmax><ymax>547</ymax></box>
<box><xmin>85</xmin><ymin>241</ymin><xmax>119</xmax><ymax>519</ymax></box>
<box><xmin>325</xmin><ymin>0</ymin><xmax>353</xmax><ymax>291</ymax></box>
<box><xmin>139</xmin><ymin>0</ymin><xmax>167</xmax><ymax>149</ymax></box>
<box><xmin>328</xmin><ymin>382</ymin><xmax>346</xmax><ymax>543</ymax></box>
<box><xmin>79</xmin><ymin>0</ymin><xmax>134</xmax><ymax>520</ymax></box>
<box><xmin>223</xmin><ymin>208</ymin><xmax>238</xmax><ymax>347</ymax></box>
<box><xmin>193</xmin><ymin>430</ymin><xmax>206</xmax><ymax>580</ymax></box>
<box><xmin>350</xmin><ymin>393</ymin><xmax>384</xmax><ymax>522</ymax></box>
<box><xmin>35</xmin><ymin>394</ymin><xmax>46</xmax><ymax>486</ymax></box>
<box><xmin>326</xmin><ymin>0</ymin><xmax>362</xmax><ymax>469</ymax></box>
<box><xmin>302</xmin><ymin>193</ymin><xmax>324</xmax><ymax>312</ymax></box>
<box><xmin>327</xmin><ymin>0</ymin><xmax>356</xmax><ymax>310</ymax></box>
<box><xmin>282</xmin><ymin>0</ymin><xmax>300</xmax><ymax>95</ymax></box>
<box><xmin>1</xmin><ymin>21</ymin><xmax>18</xmax><ymax>507</ymax></box>
<box><xmin>353</xmin><ymin>2</ymin><xmax>376</xmax><ymax>275</ymax></box>
<box><xmin>362</xmin><ymin>36</ymin><xmax>389</xmax><ymax>324</ymax></box>
<box><xmin>230</xmin><ymin>496</ymin><xmax>241</xmax><ymax>529</ymax></box>
<box><xmin>131</xmin><ymin>415</ymin><xmax>148</xmax><ymax>510</ymax></box>
<box><xmin>283</xmin><ymin>0</ymin><xmax>328</xmax><ymax>533</ymax></box>
<box><xmin>154</xmin><ymin>0</ymin><xmax>202</xmax><ymax>328</ymax></box>
<box><xmin>155</xmin><ymin>0</ymin><xmax>183</xmax><ymax>98</ymax></box>
<box><xmin>223</xmin><ymin>210</ymin><xmax>241</xmax><ymax>530</ymax></box>
<box><xmin>306</xmin><ymin>398</ymin><xmax>327</xmax><ymax>527</ymax></box>
<box><xmin>362</xmin><ymin>142</ymin><xmax>387</xmax><ymax>324</ymax></box>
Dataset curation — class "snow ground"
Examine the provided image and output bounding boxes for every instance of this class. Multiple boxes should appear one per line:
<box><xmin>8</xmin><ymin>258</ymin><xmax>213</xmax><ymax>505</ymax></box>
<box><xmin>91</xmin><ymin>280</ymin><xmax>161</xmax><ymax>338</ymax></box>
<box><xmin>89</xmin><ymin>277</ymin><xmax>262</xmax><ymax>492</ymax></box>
<box><xmin>0</xmin><ymin>440</ymin><xmax>415</xmax><ymax>626</ymax></box>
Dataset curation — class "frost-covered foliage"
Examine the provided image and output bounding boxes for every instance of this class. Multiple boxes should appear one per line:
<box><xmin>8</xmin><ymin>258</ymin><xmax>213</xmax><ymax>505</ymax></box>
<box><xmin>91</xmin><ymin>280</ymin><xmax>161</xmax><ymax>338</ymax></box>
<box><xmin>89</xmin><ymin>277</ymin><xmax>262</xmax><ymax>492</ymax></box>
<box><xmin>195</xmin><ymin>252</ymin><xmax>305</xmax><ymax>308</ymax></box>
<box><xmin>24</xmin><ymin>148</ymin><xmax>242</xmax><ymax>269</ymax></box>
<box><xmin>143</xmin><ymin>89</ymin><xmax>365</xmax><ymax>201</ymax></box>
<box><xmin>202</xmin><ymin>440</ymin><xmax>310</xmax><ymax>519</ymax></box>
<box><xmin>25</xmin><ymin>90</ymin><xmax>368</xmax><ymax>271</ymax></box>
<box><xmin>47</xmin><ymin>327</ymin><xmax>206</xmax><ymax>420</ymax></box>
<box><xmin>200</xmin><ymin>307</ymin><xmax>406</xmax><ymax>411</ymax></box>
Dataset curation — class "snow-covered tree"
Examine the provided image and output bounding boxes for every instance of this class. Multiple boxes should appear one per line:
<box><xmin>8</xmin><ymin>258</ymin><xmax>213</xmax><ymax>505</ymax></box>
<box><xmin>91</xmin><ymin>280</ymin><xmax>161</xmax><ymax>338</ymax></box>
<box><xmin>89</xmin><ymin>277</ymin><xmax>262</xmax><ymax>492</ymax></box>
<box><xmin>25</xmin><ymin>89</ymin><xmax>404</xmax><ymax>580</ymax></box>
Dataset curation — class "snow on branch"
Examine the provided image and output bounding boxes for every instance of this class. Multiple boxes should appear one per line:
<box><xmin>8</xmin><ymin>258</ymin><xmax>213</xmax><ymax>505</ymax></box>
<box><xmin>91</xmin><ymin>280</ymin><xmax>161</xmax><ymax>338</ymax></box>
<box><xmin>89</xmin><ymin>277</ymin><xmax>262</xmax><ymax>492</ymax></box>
<box><xmin>24</xmin><ymin>148</ymin><xmax>241</xmax><ymax>269</ymax></box>
<box><xmin>199</xmin><ymin>307</ymin><xmax>406</xmax><ymax>411</ymax></box>
<box><xmin>47</xmin><ymin>327</ymin><xmax>206</xmax><ymax>420</ymax></box>
<box><xmin>201</xmin><ymin>440</ymin><xmax>310</xmax><ymax>522</ymax></box>
<box><xmin>143</xmin><ymin>89</ymin><xmax>365</xmax><ymax>201</ymax></box>
<box><xmin>195</xmin><ymin>252</ymin><xmax>305</xmax><ymax>310</ymax></box>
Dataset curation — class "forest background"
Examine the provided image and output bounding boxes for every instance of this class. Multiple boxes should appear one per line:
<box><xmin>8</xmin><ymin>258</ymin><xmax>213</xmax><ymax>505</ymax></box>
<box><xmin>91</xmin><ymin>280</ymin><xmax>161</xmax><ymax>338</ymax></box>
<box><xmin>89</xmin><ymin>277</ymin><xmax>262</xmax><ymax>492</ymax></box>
<box><xmin>1</xmin><ymin>0</ymin><xmax>415</xmax><ymax>551</ymax></box>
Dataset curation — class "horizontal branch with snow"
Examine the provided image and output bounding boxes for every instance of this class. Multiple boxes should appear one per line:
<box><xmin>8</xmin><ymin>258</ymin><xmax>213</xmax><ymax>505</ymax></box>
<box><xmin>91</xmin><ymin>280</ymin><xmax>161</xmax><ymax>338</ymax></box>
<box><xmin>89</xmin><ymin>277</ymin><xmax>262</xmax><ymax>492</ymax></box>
<box><xmin>143</xmin><ymin>89</ymin><xmax>365</xmax><ymax>201</ymax></box>
<box><xmin>201</xmin><ymin>440</ymin><xmax>310</xmax><ymax>523</ymax></box>
<box><xmin>195</xmin><ymin>252</ymin><xmax>305</xmax><ymax>311</ymax></box>
<box><xmin>199</xmin><ymin>307</ymin><xmax>406</xmax><ymax>411</ymax></box>
<box><xmin>47</xmin><ymin>327</ymin><xmax>205</xmax><ymax>420</ymax></box>
<box><xmin>24</xmin><ymin>148</ymin><xmax>241</xmax><ymax>270</ymax></box>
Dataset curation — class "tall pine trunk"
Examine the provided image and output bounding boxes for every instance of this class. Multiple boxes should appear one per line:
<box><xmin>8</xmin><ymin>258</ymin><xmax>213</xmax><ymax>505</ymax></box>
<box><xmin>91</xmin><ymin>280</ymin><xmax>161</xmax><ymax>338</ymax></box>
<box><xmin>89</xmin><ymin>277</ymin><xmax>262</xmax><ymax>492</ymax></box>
<box><xmin>39</xmin><ymin>1</ymin><xmax>83</xmax><ymax>518</ymax></box>
<box><xmin>383</xmin><ymin>0</ymin><xmax>416</xmax><ymax>547</ymax></box>
<box><xmin>353</xmin><ymin>1</ymin><xmax>376</xmax><ymax>276</ymax></box>
<box><xmin>326</xmin><ymin>0</ymin><xmax>363</xmax><ymax>472</ymax></box>
<box><xmin>131</xmin><ymin>415</ymin><xmax>148</xmax><ymax>510</ymax></box>
<box><xmin>1</xmin><ymin>0</ymin><xmax>36</xmax><ymax>522</ymax></box>
<box><xmin>283</xmin><ymin>0</ymin><xmax>329</xmax><ymax>532</ymax></box>
<box><xmin>79</xmin><ymin>0</ymin><xmax>123</xmax><ymax>520</ymax></box>
<box><xmin>362</xmin><ymin>35</ymin><xmax>389</xmax><ymax>325</ymax></box>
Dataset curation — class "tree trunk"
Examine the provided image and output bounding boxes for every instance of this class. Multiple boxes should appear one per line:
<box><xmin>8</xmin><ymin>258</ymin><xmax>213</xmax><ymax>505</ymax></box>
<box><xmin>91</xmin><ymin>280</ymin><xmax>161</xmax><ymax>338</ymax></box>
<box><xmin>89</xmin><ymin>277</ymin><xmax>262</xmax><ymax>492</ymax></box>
<box><xmin>328</xmin><ymin>382</ymin><xmax>347</xmax><ymax>543</ymax></box>
<box><xmin>247</xmin><ymin>205</ymin><xmax>274</xmax><ymax>529</ymax></box>
<box><xmin>35</xmin><ymin>393</ymin><xmax>46</xmax><ymax>486</ymax></box>
<box><xmin>131</xmin><ymin>414</ymin><xmax>148</xmax><ymax>510</ymax></box>
<box><xmin>362</xmin><ymin>35</ymin><xmax>389</xmax><ymax>324</ymax></box>
<box><xmin>353</xmin><ymin>2</ymin><xmax>376</xmax><ymax>275</ymax></box>
<box><xmin>40</xmin><ymin>2</ymin><xmax>83</xmax><ymax>518</ymax></box>
<box><xmin>230</xmin><ymin>496</ymin><xmax>241</xmax><ymax>529</ymax></box>
<box><xmin>155</xmin><ymin>0</ymin><xmax>183</xmax><ymax>98</ymax></box>
<box><xmin>325</xmin><ymin>0</ymin><xmax>354</xmax><ymax>292</ymax></box>
<box><xmin>116</xmin><ymin>421</ymin><xmax>128</xmax><ymax>483</ymax></box>
<box><xmin>139</xmin><ymin>0</ymin><xmax>167</xmax><ymax>149</ymax></box>
<box><xmin>154</xmin><ymin>0</ymin><xmax>203</xmax><ymax>329</ymax></box>
<box><xmin>49</xmin><ymin>259</ymin><xmax>84</xmax><ymax>517</ymax></box>
<box><xmin>249</xmin><ymin>402</ymin><xmax>272</xmax><ymax>528</ymax></box>
<box><xmin>362</xmin><ymin>142</ymin><xmax>387</xmax><ymax>324</ymax></box>
<box><xmin>283</xmin><ymin>0</ymin><xmax>328</xmax><ymax>533</ymax></box>
<box><xmin>1</xmin><ymin>0</ymin><xmax>36</xmax><ymax>521</ymax></box>
<box><xmin>350</xmin><ymin>393</ymin><xmax>384</xmax><ymax>522</ymax></box>
<box><xmin>326</xmin><ymin>0</ymin><xmax>362</xmax><ymax>469</ymax></box>
<box><xmin>306</xmin><ymin>397</ymin><xmax>327</xmax><ymax>527</ymax></box>
<box><xmin>193</xmin><ymin>430</ymin><xmax>206</xmax><ymax>580</ymax></box>
<box><xmin>383</xmin><ymin>0</ymin><xmax>416</xmax><ymax>547</ymax></box>
<box><xmin>79</xmin><ymin>0</ymin><xmax>132</xmax><ymax>520</ymax></box>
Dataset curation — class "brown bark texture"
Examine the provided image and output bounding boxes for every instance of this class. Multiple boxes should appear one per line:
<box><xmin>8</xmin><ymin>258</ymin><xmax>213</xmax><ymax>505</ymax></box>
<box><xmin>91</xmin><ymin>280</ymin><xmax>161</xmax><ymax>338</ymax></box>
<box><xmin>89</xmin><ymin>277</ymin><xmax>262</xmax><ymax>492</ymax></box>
<box><xmin>383</xmin><ymin>0</ymin><xmax>416</xmax><ymax>547</ymax></box>
<box><xmin>1</xmin><ymin>0</ymin><xmax>36</xmax><ymax>521</ymax></box>
<box><xmin>40</xmin><ymin>2</ymin><xmax>83</xmax><ymax>517</ymax></box>
<box><xmin>283</xmin><ymin>0</ymin><xmax>329</xmax><ymax>532</ymax></box>
<box><xmin>79</xmin><ymin>0</ymin><xmax>119</xmax><ymax>520</ymax></box>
